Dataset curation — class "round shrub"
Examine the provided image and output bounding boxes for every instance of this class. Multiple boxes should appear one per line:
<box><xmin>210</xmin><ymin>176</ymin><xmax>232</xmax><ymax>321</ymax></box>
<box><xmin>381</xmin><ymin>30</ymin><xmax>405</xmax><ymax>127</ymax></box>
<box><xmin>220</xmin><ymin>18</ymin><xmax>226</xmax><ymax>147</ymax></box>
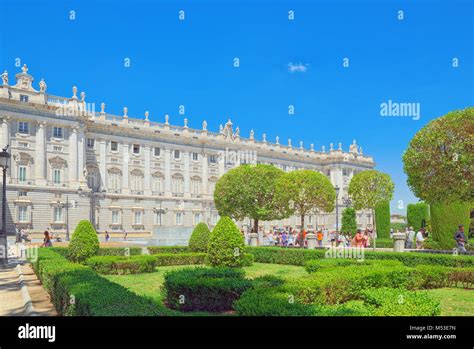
<box><xmin>163</xmin><ymin>267</ymin><xmax>252</xmax><ymax>312</ymax></box>
<box><xmin>68</xmin><ymin>220</ymin><xmax>99</xmax><ymax>263</ymax></box>
<box><xmin>207</xmin><ymin>216</ymin><xmax>245</xmax><ymax>268</ymax></box>
<box><xmin>188</xmin><ymin>222</ymin><xmax>211</xmax><ymax>252</ymax></box>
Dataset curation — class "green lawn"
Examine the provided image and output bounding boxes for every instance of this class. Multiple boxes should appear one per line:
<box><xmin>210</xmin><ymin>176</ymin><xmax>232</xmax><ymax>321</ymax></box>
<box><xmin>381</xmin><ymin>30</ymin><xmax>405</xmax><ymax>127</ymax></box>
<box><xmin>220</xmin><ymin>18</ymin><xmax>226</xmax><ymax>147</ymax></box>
<box><xmin>425</xmin><ymin>288</ymin><xmax>474</xmax><ymax>316</ymax></box>
<box><xmin>104</xmin><ymin>262</ymin><xmax>306</xmax><ymax>315</ymax></box>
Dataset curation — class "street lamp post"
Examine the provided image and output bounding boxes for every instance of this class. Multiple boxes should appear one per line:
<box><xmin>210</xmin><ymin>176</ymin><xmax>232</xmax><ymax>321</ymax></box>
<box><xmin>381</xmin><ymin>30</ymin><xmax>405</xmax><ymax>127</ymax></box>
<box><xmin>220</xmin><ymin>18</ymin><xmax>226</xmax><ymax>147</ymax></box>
<box><xmin>78</xmin><ymin>187</ymin><xmax>106</xmax><ymax>231</ymax></box>
<box><xmin>335</xmin><ymin>185</ymin><xmax>340</xmax><ymax>232</ymax></box>
<box><xmin>0</xmin><ymin>146</ymin><xmax>11</xmax><ymax>266</ymax></box>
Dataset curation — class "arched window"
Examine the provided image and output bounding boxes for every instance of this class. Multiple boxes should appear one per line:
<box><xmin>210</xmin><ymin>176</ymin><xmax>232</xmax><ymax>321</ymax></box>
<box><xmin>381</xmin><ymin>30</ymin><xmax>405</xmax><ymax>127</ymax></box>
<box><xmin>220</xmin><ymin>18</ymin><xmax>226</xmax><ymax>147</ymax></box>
<box><xmin>208</xmin><ymin>176</ymin><xmax>218</xmax><ymax>194</ymax></box>
<box><xmin>48</xmin><ymin>156</ymin><xmax>67</xmax><ymax>186</ymax></box>
<box><xmin>86</xmin><ymin>165</ymin><xmax>100</xmax><ymax>191</ymax></box>
<box><xmin>191</xmin><ymin>176</ymin><xmax>201</xmax><ymax>195</ymax></box>
<box><xmin>16</xmin><ymin>152</ymin><xmax>33</xmax><ymax>184</ymax></box>
<box><xmin>152</xmin><ymin>172</ymin><xmax>164</xmax><ymax>195</ymax></box>
<box><xmin>108</xmin><ymin>168</ymin><xmax>122</xmax><ymax>192</ymax></box>
<box><xmin>172</xmin><ymin>174</ymin><xmax>184</xmax><ymax>195</ymax></box>
<box><xmin>130</xmin><ymin>169</ymin><xmax>144</xmax><ymax>193</ymax></box>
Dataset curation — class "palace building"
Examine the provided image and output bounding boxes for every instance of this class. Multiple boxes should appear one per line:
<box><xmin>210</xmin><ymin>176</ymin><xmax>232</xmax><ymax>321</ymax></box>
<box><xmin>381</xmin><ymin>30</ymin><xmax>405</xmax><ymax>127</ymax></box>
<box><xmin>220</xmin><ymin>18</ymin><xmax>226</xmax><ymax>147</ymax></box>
<box><xmin>0</xmin><ymin>65</ymin><xmax>375</xmax><ymax>243</ymax></box>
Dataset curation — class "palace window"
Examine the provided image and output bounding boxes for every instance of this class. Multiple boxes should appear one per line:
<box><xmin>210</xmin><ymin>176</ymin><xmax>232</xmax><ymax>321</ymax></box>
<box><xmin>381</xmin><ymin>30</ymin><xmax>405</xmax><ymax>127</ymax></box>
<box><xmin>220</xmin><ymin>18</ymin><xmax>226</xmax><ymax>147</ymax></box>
<box><xmin>154</xmin><ymin>147</ymin><xmax>161</xmax><ymax>157</ymax></box>
<box><xmin>53</xmin><ymin>127</ymin><xmax>63</xmax><ymax>139</ymax></box>
<box><xmin>53</xmin><ymin>207</ymin><xmax>63</xmax><ymax>223</ymax></box>
<box><xmin>172</xmin><ymin>174</ymin><xmax>184</xmax><ymax>194</ymax></box>
<box><xmin>130</xmin><ymin>170</ymin><xmax>144</xmax><ymax>193</ymax></box>
<box><xmin>53</xmin><ymin>169</ymin><xmax>61</xmax><ymax>184</ymax></box>
<box><xmin>152</xmin><ymin>173</ymin><xmax>164</xmax><ymax>194</ymax></box>
<box><xmin>20</xmin><ymin>95</ymin><xmax>29</xmax><ymax>103</ymax></box>
<box><xmin>132</xmin><ymin>144</ymin><xmax>140</xmax><ymax>154</ymax></box>
<box><xmin>208</xmin><ymin>177</ymin><xmax>218</xmax><ymax>194</ymax></box>
<box><xmin>209</xmin><ymin>155</ymin><xmax>217</xmax><ymax>164</ymax></box>
<box><xmin>108</xmin><ymin>168</ymin><xmax>122</xmax><ymax>191</ymax></box>
<box><xmin>173</xmin><ymin>150</ymin><xmax>180</xmax><ymax>160</ymax></box>
<box><xmin>191</xmin><ymin>176</ymin><xmax>201</xmax><ymax>195</ymax></box>
<box><xmin>175</xmin><ymin>212</ymin><xmax>183</xmax><ymax>225</ymax></box>
<box><xmin>154</xmin><ymin>211</ymin><xmax>162</xmax><ymax>225</ymax></box>
<box><xmin>18</xmin><ymin>122</ymin><xmax>29</xmax><ymax>134</ymax></box>
<box><xmin>87</xmin><ymin>138</ymin><xmax>95</xmax><ymax>149</ymax></box>
<box><xmin>18</xmin><ymin>166</ymin><xmax>27</xmax><ymax>182</ymax></box>
<box><xmin>111</xmin><ymin>210</ymin><xmax>121</xmax><ymax>225</ymax></box>
<box><xmin>134</xmin><ymin>211</ymin><xmax>143</xmax><ymax>225</ymax></box>
<box><xmin>18</xmin><ymin>205</ymin><xmax>29</xmax><ymax>223</ymax></box>
<box><xmin>18</xmin><ymin>191</ymin><xmax>27</xmax><ymax>197</ymax></box>
<box><xmin>192</xmin><ymin>152</ymin><xmax>199</xmax><ymax>161</ymax></box>
<box><xmin>211</xmin><ymin>213</ymin><xmax>219</xmax><ymax>225</ymax></box>
<box><xmin>194</xmin><ymin>213</ymin><xmax>202</xmax><ymax>225</ymax></box>
<box><xmin>110</xmin><ymin>141</ymin><xmax>118</xmax><ymax>152</ymax></box>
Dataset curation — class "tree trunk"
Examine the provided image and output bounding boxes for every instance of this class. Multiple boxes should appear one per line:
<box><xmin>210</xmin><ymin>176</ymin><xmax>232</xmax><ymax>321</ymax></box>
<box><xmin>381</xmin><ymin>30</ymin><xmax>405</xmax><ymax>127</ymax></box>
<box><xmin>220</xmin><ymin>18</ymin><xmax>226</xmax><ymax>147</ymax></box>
<box><xmin>300</xmin><ymin>214</ymin><xmax>305</xmax><ymax>248</ymax></box>
<box><xmin>253</xmin><ymin>219</ymin><xmax>259</xmax><ymax>236</ymax></box>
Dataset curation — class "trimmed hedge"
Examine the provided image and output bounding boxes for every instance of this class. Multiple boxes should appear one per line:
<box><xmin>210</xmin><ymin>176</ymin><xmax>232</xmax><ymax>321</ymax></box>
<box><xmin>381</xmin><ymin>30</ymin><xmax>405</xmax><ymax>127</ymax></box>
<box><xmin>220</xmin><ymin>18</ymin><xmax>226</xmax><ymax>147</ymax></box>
<box><xmin>431</xmin><ymin>201</ymin><xmax>471</xmax><ymax>249</ymax></box>
<box><xmin>375</xmin><ymin>238</ymin><xmax>394</xmax><ymax>248</ymax></box>
<box><xmin>247</xmin><ymin>247</ymin><xmax>474</xmax><ymax>267</ymax></box>
<box><xmin>163</xmin><ymin>267</ymin><xmax>252</xmax><ymax>312</ymax></box>
<box><xmin>207</xmin><ymin>216</ymin><xmax>245</xmax><ymax>268</ymax></box>
<box><xmin>85</xmin><ymin>253</ymin><xmax>207</xmax><ymax>274</ymax></box>
<box><xmin>31</xmin><ymin>249</ymin><xmax>162</xmax><ymax>316</ymax></box>
<box><xmin>98</xmin><ymin>247</ymin><xmax>142</xmax><ymax>256</ymax></box>
<box><xmin>148</xmin><ymin>246</ymin><xmax>189</xmax><ymax>254</ymax></box>
<box><xmin>188</xmin><ymin>222</ymin><xmax>211</xmax><ymax>252</ymax></box>
<box><xmin>407</xmin><ymin>202</ymin><xmax>430</xmax><ymax>233</ymax></box>
<box><xmin>361</xmin><ymin>287</ymin><xmax>440</xmax><ymax>316</ymax></box>
<box><xmin>304</xmin><ymin>259</ymin><xmax>402</xmax><ymax>273</ymax></box>
<box><xmin>375</xmin><ymin>201</ymin><xmax>391</xmax><ymax>239</ymax></box>
<box><xmin>68</xmin><ymin>220</ymin><xmax>99</xmax><ymax>263</ymax></box>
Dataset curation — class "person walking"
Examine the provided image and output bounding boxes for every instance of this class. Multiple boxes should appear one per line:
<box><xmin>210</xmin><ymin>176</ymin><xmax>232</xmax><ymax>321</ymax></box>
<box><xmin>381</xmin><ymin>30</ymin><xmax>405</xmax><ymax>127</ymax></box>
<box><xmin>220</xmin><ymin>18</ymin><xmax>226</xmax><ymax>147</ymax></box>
<box><xmin>352</xmin><ymin>229</ymin><xmax>364</xmax><ymax>247</ymax></box>
<box><xmin>105</xmin><ymin>230</ymin><xmax>110</xmax><ymax>242</ymax></box>
<box><xmin>406</xmin><ymin>227</ymin><xmax>416</xmax><ymax>249</ymax></box>
<box><xmin>41</xmin><ymin>230</ymin><xmax>53</xmax><ymax>247</ymax></box>
<box><xmin>416</xmin><ymin>228</ymin><xmax>425</xmax><ymax>249</ymax></box>
<box><xmin>317</xmin><ymin>230</ymin><xmax>324</xmax><ymax>247</ymax></box>
<box><xmin>454</xmin><ymin>225</ymin><xmax>467</xmax><ymax>252</ymax></box>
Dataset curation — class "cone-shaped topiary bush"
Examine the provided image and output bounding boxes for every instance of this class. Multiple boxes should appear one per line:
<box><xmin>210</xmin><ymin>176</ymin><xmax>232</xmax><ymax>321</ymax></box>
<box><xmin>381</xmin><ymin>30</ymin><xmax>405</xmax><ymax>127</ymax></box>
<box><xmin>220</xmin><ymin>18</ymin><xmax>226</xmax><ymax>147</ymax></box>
<box><xmin>188</xmin><ymin>222</ymin><xmax>211</xmax><ymax>252</ymax></box>
<box><xmin>68</xmin><ymin>220</ymin><xmax>100</xmax><ymax>263</ymax></box>
<box><xmin>207</xmin><ymin>216</ymin><xmax>245</xmax><ymax>268</ymax></box>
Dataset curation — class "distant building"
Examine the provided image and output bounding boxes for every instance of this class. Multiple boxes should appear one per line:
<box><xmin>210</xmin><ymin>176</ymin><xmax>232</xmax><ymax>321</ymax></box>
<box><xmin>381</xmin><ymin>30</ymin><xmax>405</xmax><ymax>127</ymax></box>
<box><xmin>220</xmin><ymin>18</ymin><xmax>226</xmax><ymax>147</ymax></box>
<box><xmin>0</xmin><ymin>65</ymin><xmax>376</xmax><ymax>241</ymax></box>
<box><xmin>390</xmin><ymin>214</ymin><xmax>407</xmax><ymax>224</ymax></box>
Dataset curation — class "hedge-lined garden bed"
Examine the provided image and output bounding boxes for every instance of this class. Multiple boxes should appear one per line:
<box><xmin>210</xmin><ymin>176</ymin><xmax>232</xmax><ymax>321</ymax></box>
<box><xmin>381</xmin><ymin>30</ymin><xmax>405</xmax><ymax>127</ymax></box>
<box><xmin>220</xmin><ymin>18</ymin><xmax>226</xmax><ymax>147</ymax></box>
<box><xmin>247</xmin><ymin>247</ymin><xmax>474</xmax><ymax>267</ymax></box>
<box><xmin>31</xmin><ymin>249</ymin><xmax>163</xmax><ymax>316</ymax></box>
<box><xmin>85</xmin><ymin>253</ymin><xmax>207</xmax><ymax>275</ymax></box>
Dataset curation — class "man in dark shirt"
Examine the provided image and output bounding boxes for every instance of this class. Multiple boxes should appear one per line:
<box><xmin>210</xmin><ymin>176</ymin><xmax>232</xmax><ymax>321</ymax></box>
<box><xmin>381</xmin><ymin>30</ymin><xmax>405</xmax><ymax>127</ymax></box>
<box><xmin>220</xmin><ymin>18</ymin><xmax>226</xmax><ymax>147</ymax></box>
<box><xmin>454</xmin><ymin>225</ymin><xmax>467</xmax><ymax>252</ymax></box>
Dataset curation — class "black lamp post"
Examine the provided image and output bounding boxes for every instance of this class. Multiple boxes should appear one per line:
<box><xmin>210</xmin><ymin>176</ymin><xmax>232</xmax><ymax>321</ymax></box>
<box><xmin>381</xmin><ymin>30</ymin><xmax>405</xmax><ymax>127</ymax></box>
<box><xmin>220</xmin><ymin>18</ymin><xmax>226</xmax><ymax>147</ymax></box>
<box><xmin>0</xmin><ymin>146</ymin><xmax>11</xmax><ymax>267</ymax></box>
<box><xmin>335</xmin><ymin>185</ymin><xmax>340</xmax><ymax>232</ymax></box>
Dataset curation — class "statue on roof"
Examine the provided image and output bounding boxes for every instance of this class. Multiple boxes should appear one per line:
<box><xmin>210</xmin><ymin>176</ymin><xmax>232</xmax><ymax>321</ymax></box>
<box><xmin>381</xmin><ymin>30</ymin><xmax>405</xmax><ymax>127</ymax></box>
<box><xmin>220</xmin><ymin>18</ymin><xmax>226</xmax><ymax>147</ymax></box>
<box><xmin>21</xmin><ymin>64</ymin><xmax>28</xmax><ymax>74</ymax></box>
<box><xmin>1</xmin><ymin>71</ymin><xmax>8</xmax><ymax>85</ymax></box>
<box><xmin>202</xmin><ymin>120</ymin><xmax>207</xmax><ymax>131</ymax></box>
<box><xmin>234</xmin><ymin>126</ymin><xmax>240</xmax><ymax>138</ymax></box>
<box><xmin>224</xmin><ymin>119</ymin><xmax>233</xmax><ymax>138</ymax></box>
<box><xmin>349</xmin><ymin>139</ymin><xmax>358</xmax><ymax>154</ymax></box>
<box><xmin>39</xmin><ymin>78</ymin><xmax>47</xmax><ymax>93</ymax></box>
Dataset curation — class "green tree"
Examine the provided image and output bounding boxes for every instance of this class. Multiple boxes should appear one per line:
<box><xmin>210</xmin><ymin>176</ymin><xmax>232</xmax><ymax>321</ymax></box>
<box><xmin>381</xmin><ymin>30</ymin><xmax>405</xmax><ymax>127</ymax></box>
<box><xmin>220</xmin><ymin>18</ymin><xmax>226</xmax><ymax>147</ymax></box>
<box><xmin>348</xmin><ymin>170</ymin><xmax>395</xmax><ymax>247</ymax></box>
<box><xmin>407</xmin><ymin>202</ymin><xmax>430</xmax><ymax>232</ymax></box>
<box><xmin>214</xmin><ymin>164</ymin><xmax>287</xmax><ymax>233</ymax></box>
<box><xmin>402</xmin><ymin>107</ymin><xmax>474</xmax><ymax>204</ymax></box>
<box><xmin>68</xmin><ymin>220</ymin><xmax>99</xmax><ymax>263</ymax></box>
<box><xmin>275</xmin><ymin>170</ymin><xmax>336</xmax><ymax>231</ymax></box>
<box><xmin>375</xmin><ymin>201</ymin><xmax>391</xmax><ymax>239</ymax></box>
<box><xmin>207</xmin><ymin>216</ymin><xmax>245</xmax><ymax>268</ymax></box>
<box><xmin>188</xmin><ymin>222</ymin><xmax>211</xmax><ymax>252</ymax></box>
<box><xmin>341</xmin><ymin>207</ymin><xmax>357</xmax><ymax>234</ymax></box>
<box><xmin>430</xmin><ymin>201</ymin><xmax>471</xmax><ymax>249</ymax></box>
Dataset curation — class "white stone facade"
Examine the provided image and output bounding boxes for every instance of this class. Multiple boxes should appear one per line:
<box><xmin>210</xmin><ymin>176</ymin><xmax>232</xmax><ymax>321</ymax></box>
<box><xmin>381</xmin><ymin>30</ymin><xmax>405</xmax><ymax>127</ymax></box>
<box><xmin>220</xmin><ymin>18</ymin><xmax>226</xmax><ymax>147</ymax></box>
<box><xmin>0</xmin><ymin>65</ymin><xmax>376</xmax><ymax>238</ymax></box>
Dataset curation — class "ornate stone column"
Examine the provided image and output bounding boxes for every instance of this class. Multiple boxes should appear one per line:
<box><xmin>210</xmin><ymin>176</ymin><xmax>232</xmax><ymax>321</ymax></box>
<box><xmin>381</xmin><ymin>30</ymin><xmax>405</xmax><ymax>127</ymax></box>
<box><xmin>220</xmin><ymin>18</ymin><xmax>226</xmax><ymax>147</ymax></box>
<box><xmin>69</xmin><ymin>127</ymin><xmax>78</xmax><ymax>184</ymax></box>
<box><xmin>164</xmin><ymin>148</ymin><xmax>171</xmax><ymax>195</ymax></box>
<box><xmin>122</xmin><ymin>143</ymin><xmax>129</xmax><ymax>194</ymax></box>
<box><xmin>183</xmin><ymin>151</ymin><xmax>190</xmax><ymax>198</ymax></box>
<box><xmin>144</xmin><ymin>145</ymin><xmax>151</xmax><ymax>195</ymax></box>
<box><xmin>77</xmin><ymin>129</ymin><xmax>86</xmax><ymax>185</ymax></box>
<box><xmin>34</xmin><ymin>122</ymin><xmax>46</xmax><ymax>185</ymax></box>
<box><xmin>201</xmin><ymin>153</ymin><xmax>208</xmax><ymax>194</ymax></box>
<box><xmin>99</xmin><ymin>139</ymin><xmax>107</xmax><ymax>190</ymax></box>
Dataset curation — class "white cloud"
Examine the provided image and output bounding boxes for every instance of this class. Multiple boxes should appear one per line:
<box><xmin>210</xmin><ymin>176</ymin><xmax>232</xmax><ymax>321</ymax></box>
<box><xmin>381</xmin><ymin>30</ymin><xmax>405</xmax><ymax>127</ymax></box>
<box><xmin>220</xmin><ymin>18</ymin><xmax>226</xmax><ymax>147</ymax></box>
<box><xmin>288</xmin><ymin>62</ymin><xmax>309</xmax><ymax>73</ymax></box>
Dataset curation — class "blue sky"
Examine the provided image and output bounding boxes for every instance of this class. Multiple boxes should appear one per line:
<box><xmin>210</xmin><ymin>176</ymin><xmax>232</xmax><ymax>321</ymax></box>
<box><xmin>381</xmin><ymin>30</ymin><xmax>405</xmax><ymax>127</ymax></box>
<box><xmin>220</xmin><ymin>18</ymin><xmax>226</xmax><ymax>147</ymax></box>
<box><xmin>1</xmin><ymin>0</ymin><xmax>473</xmax><ymax>214</ymax></box>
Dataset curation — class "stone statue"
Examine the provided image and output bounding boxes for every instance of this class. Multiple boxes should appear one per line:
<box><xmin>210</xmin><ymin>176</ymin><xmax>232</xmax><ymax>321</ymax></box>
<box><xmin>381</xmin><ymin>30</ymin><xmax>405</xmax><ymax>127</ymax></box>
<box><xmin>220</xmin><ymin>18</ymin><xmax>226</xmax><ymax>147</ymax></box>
<box><xmin>184</xmin><ymin>118</ymin><xmax>188</xmax><ymax>128</ymax></box>
<box><xmin>300</xmin><ymin>141</ymin><xmax>303</xmax><ymax>149</ymax></box>
<box><xmin>123</xmin><ymin>107</ymin><xmax>128</xmax><ymax>117</ymax></box>
<box><xmin>349</xmin><ymin>139</ymin><xmax>358</xmax><ymax>154</ymax></box>
<box><xmin>322</xmin><ymin>145</ymin><xmax>326</xmax><ymax>153</ymax></box>
<box><xmin>310</xmin><ymin>143</ymin><xmax>314</xmax><ymax>151</ymax></box>
<box><xmin>288</xmin><ymin>139</ymin><xmax>292</xmax><ymax>147</ymax></box>
<box><xmin>338</xmin><ymin>142</ymin><xmax>342</xmax><ymax>150</ymax></box>
<box><xmin>1</xmin><ymin>71</ymin><xmax>8</xmax><ymax>85</ymax></box>
<box><xmin>249</xmin><ymin>129</ymin><xmax>254</xmax><ymax>140</ymax></box>
<box><xmin>276</xmin><ymin>136</ymin><xmax>279</xmax><ymax>144</ymax></box>
<box><xmin>359</xmin><ymin>146</ymin><xmax>363</xmax><ymax>155</ymax></box>
<box><xmin>100</xmin><ymin>103</ymin><xmax>105</xmax><ymax>113</ymax></box>
<box><xmin>165</xmin><ymin>115</ymin><xmax>169</xmax><ymax>124</ymax></box>
<box><xmin>234</xmin><ymin>126</ymin><xmax>240</xmax><ymax>137</ymax></box>
<box><xmin>219</xmin><ymin>124</ymin><xmax>223</xmax><ymax>134</ymax></box>
<box><xmin>21</xmin><ymin>64</ymin><xmax>28</xmax><ymax>74</ymax></box>
<box><xmin>72</xmin><ymin>86</ymin><xmax>78</xmax><ymax>99</ymax></box>
<box><xmin>330</xmin><ymin>143</ymin><xmax>334</xmax><ymax>151</ymax></box>
<box><xmin>145</xmin><ymin>111</ymin><xmax>149</xmax><ymax>121</ymax></box>
<box><xmin>39</xmin><ymin>78</ymin><xmax>47</xmax><ymax>93</ymax></box>
<box><xmin>202</xmin><ymin>120</ymin><xmax>207</xmax><ymax>131</ymax></box>
<box><xmin>80</xmin><ymin>91</ymin><xmax>86</xmax><ymax>102</ymax></box>
<box><xmin>262</xmin><ymin>133</ymin><xmax>266</xmax><ymax>142</ymax></box>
